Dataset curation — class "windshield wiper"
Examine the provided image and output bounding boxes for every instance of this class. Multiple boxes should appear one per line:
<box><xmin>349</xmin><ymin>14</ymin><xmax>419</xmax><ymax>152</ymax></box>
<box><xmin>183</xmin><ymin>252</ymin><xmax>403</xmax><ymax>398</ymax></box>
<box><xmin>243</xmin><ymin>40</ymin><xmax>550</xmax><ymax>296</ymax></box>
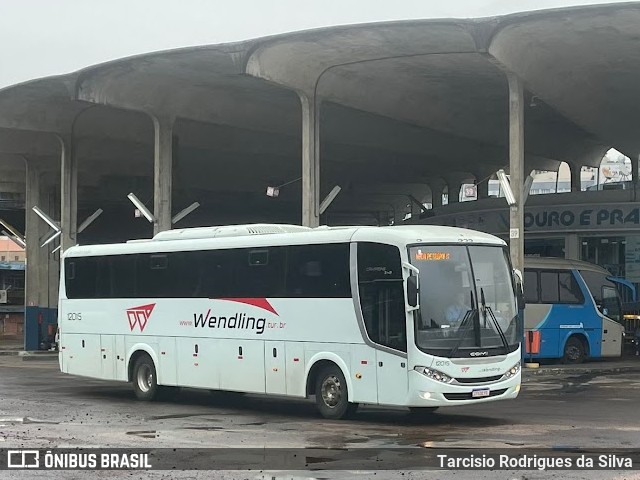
<box><xmin>449</xmin><ymin>291</ymin><xmax>477</xmax><ymax>357</ymax></box>
<box><xmin>480</xmin><ymin>287</ymin><xmax>510</xmax><ymax>354</ymax></box>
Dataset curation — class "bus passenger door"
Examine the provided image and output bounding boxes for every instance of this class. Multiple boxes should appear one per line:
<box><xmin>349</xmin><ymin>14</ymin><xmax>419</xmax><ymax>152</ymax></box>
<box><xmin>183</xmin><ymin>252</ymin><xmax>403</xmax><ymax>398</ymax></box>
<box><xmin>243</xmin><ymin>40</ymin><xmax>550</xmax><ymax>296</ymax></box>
<box><xmin>265</xmin><ymin>341</ymin><xmax>286</xmax><ymax>395</ymax></box>
<box><xmin>376</xmin><ymin>350</ymin><xmax>408</xmax><ymax>406</ymax></box>
<box><xmin>601</xmin><ymin>318</ymin><xmax>624</xmax><ymax>356</ymax></box>
<box><xmin>600</xmin><ymin>285</ymin><xmax>624</xmax><ymax>357</ymax></box>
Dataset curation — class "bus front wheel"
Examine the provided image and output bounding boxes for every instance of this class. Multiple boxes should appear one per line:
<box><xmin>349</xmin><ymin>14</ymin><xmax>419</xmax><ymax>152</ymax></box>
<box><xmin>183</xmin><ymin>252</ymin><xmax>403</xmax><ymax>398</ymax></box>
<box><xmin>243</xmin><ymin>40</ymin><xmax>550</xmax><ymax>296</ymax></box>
<box><xmin>563</xmin><ymin>336</ymin><xmax>586</xmax><ymax>364</ymax></box>
<box><xmin>314</xmin><ymin>366</ymin><xmax>358</xmax><ymax>420</ymax></box>
<box><xmin>132</xmin><ymin>353</ymin><xmax>158</xmax><ymax>401</ymax></box>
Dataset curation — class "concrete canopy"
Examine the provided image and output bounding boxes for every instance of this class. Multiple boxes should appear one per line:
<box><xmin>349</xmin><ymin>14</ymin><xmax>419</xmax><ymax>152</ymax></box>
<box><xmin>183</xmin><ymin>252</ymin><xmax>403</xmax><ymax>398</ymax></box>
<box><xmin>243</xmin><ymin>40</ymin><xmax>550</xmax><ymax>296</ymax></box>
<box><xmin>0</xmin><ymin>3</ymin><xmax>639</xmax><ymax>238</ymax></box>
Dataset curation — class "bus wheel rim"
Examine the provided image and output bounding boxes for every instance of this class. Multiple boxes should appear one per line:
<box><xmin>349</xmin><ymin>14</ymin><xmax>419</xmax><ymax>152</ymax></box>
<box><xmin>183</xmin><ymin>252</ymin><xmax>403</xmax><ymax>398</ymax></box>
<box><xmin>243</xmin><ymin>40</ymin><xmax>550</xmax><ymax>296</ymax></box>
<box><xmin>321</xmin><ymin>375</ymin><xmax>341</xmax><ymax>408</ymax></box>
<box><xmin>567</xmin><ymin>345</ymin><xmax>580</xmax><ymax>360</ymax></box>
<box><xmin>137</xmin><ymin>365</ymin><xmax>152</xmax><ymax>392</ymax></box>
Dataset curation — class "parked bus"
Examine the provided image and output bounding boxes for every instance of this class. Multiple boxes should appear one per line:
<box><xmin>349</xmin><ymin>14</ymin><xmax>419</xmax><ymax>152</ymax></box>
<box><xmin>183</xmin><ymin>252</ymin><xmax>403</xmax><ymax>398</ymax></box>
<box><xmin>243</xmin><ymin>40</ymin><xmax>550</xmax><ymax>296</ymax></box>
<box><xmin>58</xmin><ymin>224</ymin><xmax>522</xmax><ymax>419</ymax></box>
<box><xmin>523</xmin><ymin>257</ymin><xmax>625</xmax><ymax>363</ymax></box>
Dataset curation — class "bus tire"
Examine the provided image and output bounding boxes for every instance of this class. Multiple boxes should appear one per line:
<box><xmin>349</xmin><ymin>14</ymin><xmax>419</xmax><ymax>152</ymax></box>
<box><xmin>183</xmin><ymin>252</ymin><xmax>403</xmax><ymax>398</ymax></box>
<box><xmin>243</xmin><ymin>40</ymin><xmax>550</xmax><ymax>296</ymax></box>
<box><xmin>132</xmin><ymin>353</ymin><xmax>159</xmax><ymax>401</ymax></box>
<box><xmin>314</xmin><ymin>365</ymin><xmax>357</xmax><ymax>419</ymax></box>
<box><xmin>563</xmin><ymin>336</ymin><xmax>586</xmax><ymax>364</ymax></box>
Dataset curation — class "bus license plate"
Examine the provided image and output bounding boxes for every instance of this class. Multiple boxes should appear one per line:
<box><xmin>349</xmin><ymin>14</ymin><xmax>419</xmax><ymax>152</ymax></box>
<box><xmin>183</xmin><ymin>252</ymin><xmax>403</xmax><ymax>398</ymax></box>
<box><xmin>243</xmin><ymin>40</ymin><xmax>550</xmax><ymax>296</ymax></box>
<box><xmin>472</xmin><ymin>388</ymin><xmax>490</xmax><ymax>398</ymax></box>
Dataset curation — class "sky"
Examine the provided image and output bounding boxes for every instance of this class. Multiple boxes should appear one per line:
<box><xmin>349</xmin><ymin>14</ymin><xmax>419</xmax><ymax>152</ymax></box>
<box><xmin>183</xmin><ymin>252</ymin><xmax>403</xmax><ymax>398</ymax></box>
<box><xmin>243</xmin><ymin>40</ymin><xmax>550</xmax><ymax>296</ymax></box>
<box><xmin>0</xmin><ymin>0</ymin><xmax>628</xmax><ymax>89</ymax></box>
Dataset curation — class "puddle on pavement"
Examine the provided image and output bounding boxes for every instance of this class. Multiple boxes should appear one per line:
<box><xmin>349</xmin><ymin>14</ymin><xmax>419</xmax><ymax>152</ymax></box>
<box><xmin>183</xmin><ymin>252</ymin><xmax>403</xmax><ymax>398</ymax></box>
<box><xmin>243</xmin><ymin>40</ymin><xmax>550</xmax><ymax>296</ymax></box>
<box><xmin>0</xmin><ymin>417</ymin><xmax>59</xmax><ymax>425</ymax></box>
<box><xmin>126</xmin><ymin>430</ymin><xmax>158</xmax><ymax>439</ymax></box>
<box><xmin>180</xmin><ymin>426</ymin><xmax>224</xmax><ymax>431</ymax></box>
<box><xmin>305</xmin><ymin>412</ymin><xmax>511</xmax><ymax>449</ymax></box>
<box><xmin>147</xmin><ymin>413</ymin><xmax>223</xmax><ymax>420</ymax></box>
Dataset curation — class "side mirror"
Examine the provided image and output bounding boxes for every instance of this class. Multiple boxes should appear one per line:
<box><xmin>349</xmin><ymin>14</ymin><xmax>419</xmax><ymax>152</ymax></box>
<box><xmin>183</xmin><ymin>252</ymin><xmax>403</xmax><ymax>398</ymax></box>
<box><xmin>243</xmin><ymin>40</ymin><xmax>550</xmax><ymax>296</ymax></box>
<box><xmin>407</xmin><ymin>275</ymin><xmax>419</xmax><ymax>308</ymax></box>
<box><xmin>513</xmin><ymin>268</ymin><xmax>525</xmax><ymax>311</ymax></box>
<box><xmin>516</xmin><ymin>283</ymin><xmax>525</xmax><ymax>311</ymax></box>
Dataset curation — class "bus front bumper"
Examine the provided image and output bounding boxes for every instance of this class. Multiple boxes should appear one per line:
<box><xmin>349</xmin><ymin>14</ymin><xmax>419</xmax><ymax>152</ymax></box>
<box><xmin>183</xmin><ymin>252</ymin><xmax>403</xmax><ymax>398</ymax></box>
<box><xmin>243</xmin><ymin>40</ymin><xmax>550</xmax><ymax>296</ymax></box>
<box><xmin>406</xmin><ymin>370</ymin><xmax>521</xmax><ymax>407</ymax></box>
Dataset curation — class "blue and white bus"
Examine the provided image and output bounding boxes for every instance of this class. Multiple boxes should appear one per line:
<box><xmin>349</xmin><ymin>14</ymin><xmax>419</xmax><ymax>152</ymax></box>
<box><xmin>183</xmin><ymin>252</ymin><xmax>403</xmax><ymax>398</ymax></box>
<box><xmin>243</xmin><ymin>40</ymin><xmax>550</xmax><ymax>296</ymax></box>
<box><xmin>523</xmin><ymin>257</ymin><xmax>625</xmax><ymax>363</ymax></box>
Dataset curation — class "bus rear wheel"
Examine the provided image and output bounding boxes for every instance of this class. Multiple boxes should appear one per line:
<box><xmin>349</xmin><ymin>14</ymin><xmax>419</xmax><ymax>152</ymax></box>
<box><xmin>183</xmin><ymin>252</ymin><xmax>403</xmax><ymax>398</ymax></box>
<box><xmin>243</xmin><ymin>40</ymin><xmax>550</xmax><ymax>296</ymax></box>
<box><xmin>314</xmin><ymin>366</ymin><xmax>357</xmax><ymax>420</ymax></box>
<box><xmin>132</xmin><ymin>353</ymin><xmax>158</xmax><ymax>401</ymax></box>
<box><xmin>563</xmin><ymin>336</ymin><xmax>586</xmax><ymax>364</ymax></box>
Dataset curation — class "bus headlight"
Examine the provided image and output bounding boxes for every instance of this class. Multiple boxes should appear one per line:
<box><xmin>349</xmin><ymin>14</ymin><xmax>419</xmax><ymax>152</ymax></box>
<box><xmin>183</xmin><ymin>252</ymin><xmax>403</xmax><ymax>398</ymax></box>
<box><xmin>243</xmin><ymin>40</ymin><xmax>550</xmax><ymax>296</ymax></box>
<box><xmin>414</xmin><ymin>366</ymin><xmax>452</xmax><ymax>384</ymax></box>
<box><xmin>504</xmin><ymin>361</ymin><xmax>521</xmax><ymax>379</ymax></box>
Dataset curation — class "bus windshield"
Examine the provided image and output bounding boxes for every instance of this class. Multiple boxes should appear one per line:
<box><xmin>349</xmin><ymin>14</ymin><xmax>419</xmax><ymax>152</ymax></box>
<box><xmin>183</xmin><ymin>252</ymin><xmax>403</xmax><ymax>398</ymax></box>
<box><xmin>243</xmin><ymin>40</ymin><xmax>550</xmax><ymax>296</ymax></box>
<box><xmin>409</xmin><ymin>244</ymin><xmax>519</xmax><ymax>357</ymax></box>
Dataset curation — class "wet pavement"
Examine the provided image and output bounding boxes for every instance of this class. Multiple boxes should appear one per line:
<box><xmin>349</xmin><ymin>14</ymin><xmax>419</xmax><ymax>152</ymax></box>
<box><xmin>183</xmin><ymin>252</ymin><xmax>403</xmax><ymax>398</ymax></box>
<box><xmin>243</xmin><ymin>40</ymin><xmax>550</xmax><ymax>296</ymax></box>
<box><xmin>0</xmin><ymin>356</ymin><xmax>639</xmax><ymax>479</ymax></box>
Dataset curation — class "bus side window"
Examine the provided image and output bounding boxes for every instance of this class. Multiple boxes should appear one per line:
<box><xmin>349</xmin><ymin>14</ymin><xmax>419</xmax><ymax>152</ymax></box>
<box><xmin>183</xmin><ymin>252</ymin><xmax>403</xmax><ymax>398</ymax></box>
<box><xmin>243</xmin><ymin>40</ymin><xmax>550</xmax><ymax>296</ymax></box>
<box><xmin>248</xmin><ymin>249</ymin><xmax>269</xmax><ymax>266</ymax></box>
<box><xmin>65</xmin><ymin>257</ymin><xmax>97</xmax><ymax>299</ymax></box>
<box><xmin>286</xmin><ymin>244</ymin><xmax>350</xmax><ymax>298</ymax></box>
<box><xmin>539</xmin><ymin>270</ymin><xmax>583</xmax><ymax>304</ymax></box>
<box><xmin>65</xmin><ymin>261</ymin><xmax>76</xmax><ymax>280</ymax></box>
<box><xmin>523</xmin><ymin>270</ymin><xmax>539</xmax><ymax>303</ymax></box>
<box><xmin>540</xmin><ymin>272</ymin><xmax>560</xmax><ymax>303</ymax></box>
<box><xmin>234</xmin><ymin>247</ymin><xmax>286</xmax><ymax>297</ymax></box>
<box><xmin>558</xmin><ymin>272</ymin><xmax>584</xmax><ymax>303</ymax></box>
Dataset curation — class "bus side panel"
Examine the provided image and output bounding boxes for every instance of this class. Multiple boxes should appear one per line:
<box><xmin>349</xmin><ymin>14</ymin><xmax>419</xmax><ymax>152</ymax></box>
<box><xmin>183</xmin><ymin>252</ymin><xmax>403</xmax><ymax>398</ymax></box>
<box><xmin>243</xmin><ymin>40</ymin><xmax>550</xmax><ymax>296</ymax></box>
<box><xmin>159</xmin><ymin>336</ymin><xmax>178</xmax><ymax>386</ymax></box>
<box><xmin>525</xmin><ymin>303</ymin><xmax>602</xmax><ymax>359</ymax></box>
<box><xmin>265</xmin><ymin>341</ymin><xmax>286</xmax><ymax>395</ymax></box>
<box><xmin>554</xmin><ymin>304</ymin><xmax>602</xmax><ymax>359</ymax></box>
<box><xmin>219</xmin><ymin>339</ymin><xmax>265</xmax><ymax>393</ymax></box>
<box><xmin>524</xmin><ymin>304</ymin><xmax>553</xmax><ymax>359</ymax></box>
<box><xmin>100</xmin><ymin>335</ymin><xmax>116</xmax><ymax>380</ymax></box>
<box><xmin>177</xmin><ymin>337</ymin><xmax>217</xmax><ymax>389</ymax></box>
<box><xmin>114</xmin><ymin>335</ymin><xmax>127</xmax><ymax>381</ymax></box>
<box><xmin>284</xmin><ymin>342</ymin><xmax>305</xmax><ymax>397</ymax></box>
<box><xmin>64</xmin><ymin>333</ymin><xmax>102</xmax><ymax>378</ymax></box>
<box><xmin>350</xmin><ymin>344</ymin><xmax>378</xmax><ymax>404</ymax></box>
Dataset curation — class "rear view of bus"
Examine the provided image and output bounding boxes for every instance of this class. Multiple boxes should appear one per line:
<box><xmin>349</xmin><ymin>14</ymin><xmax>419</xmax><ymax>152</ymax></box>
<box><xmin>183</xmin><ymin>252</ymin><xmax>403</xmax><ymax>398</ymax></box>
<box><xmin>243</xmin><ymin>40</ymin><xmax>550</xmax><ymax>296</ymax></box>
<box><xmin>404</xmin><ymin>241</ymin><xmax>521</xmax><ymax>410</ymax></box>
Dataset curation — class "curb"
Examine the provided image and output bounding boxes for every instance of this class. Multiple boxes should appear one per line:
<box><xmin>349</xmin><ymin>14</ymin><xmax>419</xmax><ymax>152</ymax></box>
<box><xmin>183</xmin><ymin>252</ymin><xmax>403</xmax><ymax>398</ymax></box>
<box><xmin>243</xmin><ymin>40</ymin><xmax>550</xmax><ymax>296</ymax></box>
<box><xmin>523</xmin><ymin>365</ymin><xmax>640</xmax><ymax>377</ymax></box>
<box><xmin>0</xmin><ymin>350</ymin><xmax>58</xmax><ymax>359</ymax></box>
<box><xmin>19</xmin><ymin>351</ymin><xmax>58</xmax><ymax>361</ymax></box>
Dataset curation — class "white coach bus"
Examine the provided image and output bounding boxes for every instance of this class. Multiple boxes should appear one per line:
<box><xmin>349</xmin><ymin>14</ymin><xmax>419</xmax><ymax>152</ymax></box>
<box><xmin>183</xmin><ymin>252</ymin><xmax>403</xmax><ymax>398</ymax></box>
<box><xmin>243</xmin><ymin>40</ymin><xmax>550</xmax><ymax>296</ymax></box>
<box><xmin>58</xmin><ymin>224</ymin><xmax>522</xmax><ymax>419</ymax></box>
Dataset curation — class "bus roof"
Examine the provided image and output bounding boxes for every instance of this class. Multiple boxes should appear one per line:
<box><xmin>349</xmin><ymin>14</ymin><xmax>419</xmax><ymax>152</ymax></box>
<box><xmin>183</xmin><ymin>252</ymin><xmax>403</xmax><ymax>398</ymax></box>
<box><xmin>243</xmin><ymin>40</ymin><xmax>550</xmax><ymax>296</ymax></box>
<box><xmin>524</xmin><ymin>256</ymin><xmax>611</xmax><ymax>275</ymax></box>
<box><xmin>63</xmin><ymin>224</ymin><xmax>505</xmax><ymax>258</ymax></box>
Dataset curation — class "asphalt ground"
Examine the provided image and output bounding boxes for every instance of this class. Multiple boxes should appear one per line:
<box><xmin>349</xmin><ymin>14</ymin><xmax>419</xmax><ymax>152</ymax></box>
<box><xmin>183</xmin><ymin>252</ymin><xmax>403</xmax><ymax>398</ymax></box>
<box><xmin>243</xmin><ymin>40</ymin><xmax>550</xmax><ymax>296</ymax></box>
<box><xmin>0</xmin><ymin>355</ymin><xmax>639</xmax><ymax>479</ymax></box>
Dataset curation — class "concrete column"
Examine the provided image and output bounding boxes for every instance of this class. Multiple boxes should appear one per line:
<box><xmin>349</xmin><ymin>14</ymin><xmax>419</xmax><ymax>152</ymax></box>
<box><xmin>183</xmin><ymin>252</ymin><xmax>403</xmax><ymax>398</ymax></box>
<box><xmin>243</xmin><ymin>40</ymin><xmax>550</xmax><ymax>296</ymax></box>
<box><xmin>59</xmin><ymin>135</ymin><xmax>77</xmax><ymax>251</ymax></box>
<box><xmin>25</xmin><ymin>162</ymin><xmax>43</xmax><ymax>311</ymax></box>
<box><xmin>570</xmin><ymin>163</ymin><xmax>582</xmax><ymax>192</ymax></box>
<box><xmin>25</xmin><ymin>165</ymin><xmax>59</xmax><ymax>350</ymax></box>
<box><xmin>299</xmin><ymin>93</ymin><xmax>320</xmax><ymax>228</ymax></box>
<box><xmin>507</xmin><ymin>74</ymin><xmax>525</xmax><ymax>274</ymax></box>
<box><xmin>565</xmin><ymin>234</ymin><xmax>580</xmax><ymax>260</ymax></box>
<box><xmin>152</xmin><ymin>115</ymin><xmax>174</xmax><ymax>234</ymax></box>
